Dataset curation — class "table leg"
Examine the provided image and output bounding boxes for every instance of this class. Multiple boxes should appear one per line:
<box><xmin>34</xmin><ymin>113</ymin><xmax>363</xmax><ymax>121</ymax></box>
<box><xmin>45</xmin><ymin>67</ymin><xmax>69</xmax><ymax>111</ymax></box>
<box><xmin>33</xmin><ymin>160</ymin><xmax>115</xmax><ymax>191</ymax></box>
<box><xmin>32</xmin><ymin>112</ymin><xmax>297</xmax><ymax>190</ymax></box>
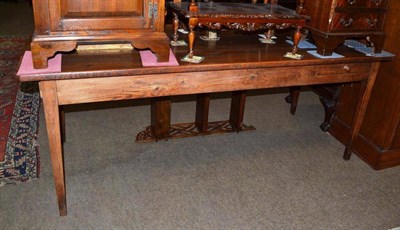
<box><xmin>292</xmin><ymin>26</ymin><xmax>302</xmax><ymax>55</ymax></box>
<box><xmin>60</xmin><ymin>106</ymin><xmax>66</xmax><ymax>143</ymax></box>
<box><xmin>285</xmin><ymin>86</ymin><xmax>301</xmax><ymax>115</ymax></box>
<box><xmin>173</xmin><ymin>13</ymin><xmax>179</xmax><ymax>42</ymax></box>
<box><xmin>343</xmin><ymin>62</ymin><xmax>380</xmax><ymax>160</ymax></box>
<box><xmin>137</xmin><ymin>92</ymin><xmax>255</xmax><ymax>142</ymax></box>
<box><xmin>188</xmin><ymin>25</ymin><xmax>195</xmax><ymax>59</ymax></box>
<box><xmin>195</xmin><ymin>93</ymin><xmax>210</xmax><ymax>133</ymax></box>
<box><xmin>189</xmin><ymin>0</ymin><xmax>198</xmax><ymax>12</ymax></box>
<box><xmin>39</xmin><ymin>81</ymin><xmax>67</xmax><ymax>216</ymax></box>
<box><xmin>188</xmin><ymin>18</ymin><xmax>198</xmax><ymax>59</ymax></box>
<box><xmin>229</xmin><ymin>91</ymin><xmax>247</xmax><ymax>132</ymax></box>
<box><xmin>265</xmin><ymin>28</ymin><xmax>274</xmax><ymax>40</ymax></box>
<box><xmin>151</xmin><ymin>97</ymin><xmax>171</xmax><ymax>140</ymax></box>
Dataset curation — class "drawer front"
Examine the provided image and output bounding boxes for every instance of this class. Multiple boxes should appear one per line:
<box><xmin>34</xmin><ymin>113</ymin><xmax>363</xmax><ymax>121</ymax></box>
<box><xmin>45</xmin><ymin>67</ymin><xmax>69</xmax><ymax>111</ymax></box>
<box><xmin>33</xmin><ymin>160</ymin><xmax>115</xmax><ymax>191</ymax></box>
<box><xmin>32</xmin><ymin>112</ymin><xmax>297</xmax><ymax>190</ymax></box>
<box><xmin>330</xmin><ymin>12</ymin><xmax>384</xmax><ymax>32</ymax></box>
<box><xmin>316</xmin><ymin>63</ymin><xmax>372</xmax><ymax>76</ymax></box>
<box><xmin>336</xmin><ymin>0</ymin><xmax>388</xmax><ymax>8</ymax></box>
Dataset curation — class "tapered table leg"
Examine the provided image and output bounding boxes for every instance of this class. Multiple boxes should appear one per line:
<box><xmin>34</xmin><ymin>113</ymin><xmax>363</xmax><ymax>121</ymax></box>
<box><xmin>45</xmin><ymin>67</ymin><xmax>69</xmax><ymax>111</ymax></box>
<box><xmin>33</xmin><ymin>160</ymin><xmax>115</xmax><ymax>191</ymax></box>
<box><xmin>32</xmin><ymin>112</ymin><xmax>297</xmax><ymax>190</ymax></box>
<box><xmin>292</xmin><ymin>26</ymin><xmax>302</xmax><ymax>55</ymax></box>
<box><xmin>39</xmin><ymin>81</ymin><xmax>67</xmax><ymax>216</ymax></box>
<box><xmin>60</xmin><ymin>106</ymin><xmax>66</xmax><ymax>143</ymax></box>
<box><xmin>285</xmin><ymin>86</ymin><xmax>301</xmax><ymax>115</ymax></box>
<box><xmin>343</xmin><ymin>62</ymin><xmax>380</xmax><ymax>160</ymax></box>
<box><xmin>151</xmin><ymin>97</ymin><xmax>171</xmax><ymax>140</ymax></box>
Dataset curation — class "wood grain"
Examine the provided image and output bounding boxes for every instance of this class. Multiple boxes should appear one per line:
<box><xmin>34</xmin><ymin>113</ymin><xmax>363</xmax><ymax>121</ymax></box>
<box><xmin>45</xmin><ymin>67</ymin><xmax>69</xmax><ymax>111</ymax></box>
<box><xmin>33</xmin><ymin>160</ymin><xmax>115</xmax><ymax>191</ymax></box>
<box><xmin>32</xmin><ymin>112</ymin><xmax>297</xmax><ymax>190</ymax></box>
<box><xmin>54</xmin><ymin>65</ymin><xmax>371</xmax><ymax>105</ymax></box>
<box><xmin>39</xmin><ymin>81</ymin><xmax>66</xmax><ymax>216</ymax></box>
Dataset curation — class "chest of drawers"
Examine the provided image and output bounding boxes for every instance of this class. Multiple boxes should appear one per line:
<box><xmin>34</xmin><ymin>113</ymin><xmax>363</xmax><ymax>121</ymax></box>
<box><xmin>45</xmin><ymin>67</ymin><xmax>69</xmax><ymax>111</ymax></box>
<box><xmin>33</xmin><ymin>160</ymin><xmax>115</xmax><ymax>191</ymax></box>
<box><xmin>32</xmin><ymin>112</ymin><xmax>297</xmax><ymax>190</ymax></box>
<box><xmin>31</xmin><ymin>0</ymin><xmax>171</xmax><ymax>69</ymax></box>
<box><xmin>305</xmin><ymin>0</ymin><xmax>389</xmax><ymax>55</ymax></box>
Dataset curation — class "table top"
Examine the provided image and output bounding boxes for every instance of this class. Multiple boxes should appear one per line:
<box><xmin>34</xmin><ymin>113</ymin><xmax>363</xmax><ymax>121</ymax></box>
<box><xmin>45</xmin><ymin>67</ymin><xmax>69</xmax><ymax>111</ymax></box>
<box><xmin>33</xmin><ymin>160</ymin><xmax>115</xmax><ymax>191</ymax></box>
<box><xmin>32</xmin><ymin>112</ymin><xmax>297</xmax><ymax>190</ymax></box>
<box><xmin>18</xmin><ymin>29</ymin><xmax>391</xmax><ymax>82</ymax></box>
<box><xmin>168</xmin><ymin>2</ymin><xmax>309</xmax><ymax>20</ymax></box>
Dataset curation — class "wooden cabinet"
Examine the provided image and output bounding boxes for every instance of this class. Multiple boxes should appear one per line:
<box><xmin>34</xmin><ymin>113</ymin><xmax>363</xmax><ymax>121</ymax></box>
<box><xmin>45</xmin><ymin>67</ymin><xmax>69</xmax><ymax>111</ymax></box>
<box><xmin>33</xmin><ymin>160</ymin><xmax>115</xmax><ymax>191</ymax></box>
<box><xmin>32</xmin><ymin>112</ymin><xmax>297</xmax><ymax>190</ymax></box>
<box><xmin>31</xmin><ymin>0</ymin><xmax>170</xmax><ymax>68</ymax></box>
<box><xmin>305</xmin><ymin>0</ymin><xmax>389</xmax><ymax>55</ymax></box>
<box><xmin>328</xmin><ymin>0</ymin><xmax>400</xmax><ymax>170</ymax></box>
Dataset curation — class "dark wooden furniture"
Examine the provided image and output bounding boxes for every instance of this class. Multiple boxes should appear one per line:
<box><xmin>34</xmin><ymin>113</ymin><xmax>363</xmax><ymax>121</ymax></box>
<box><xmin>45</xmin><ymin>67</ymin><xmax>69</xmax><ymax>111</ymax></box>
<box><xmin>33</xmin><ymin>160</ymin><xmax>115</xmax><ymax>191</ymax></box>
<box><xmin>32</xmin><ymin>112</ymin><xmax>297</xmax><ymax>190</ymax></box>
<box><xmin>286</xmin><ymin>84</ymin><xmax>342</xmax><ymax>132</ymax></box>
<box><xmin>168</xmin><ymin>1</ymin><xmax>308</xmax><ymax>58</ymax></box>
<box><xmin>305</xmin><ymin>0</ymin><xmax>389</xmax><ymax>56</ymax></box>
<box><xmin>287</xmin><ymin>0</ymin><xmax>399</xmax><ymax>170</ymax></box>
<box><xmin>136</xmin><ymin>91</ymin><xmax>256</xmax><ymax>142</ymax></box>
<box><xmin>18</xmin><ymin>30</ymin><xmax>391</xmax><ymax>216</ymax></box>
<box><xmin>30</xmin><ymin>0</ymin><xmax>171</xmax><ymax>69</ymax></box>
<box><xmin>327</xmin><ymin>0</ymin><xmax>400</xmax><ymax>170</ymax></box>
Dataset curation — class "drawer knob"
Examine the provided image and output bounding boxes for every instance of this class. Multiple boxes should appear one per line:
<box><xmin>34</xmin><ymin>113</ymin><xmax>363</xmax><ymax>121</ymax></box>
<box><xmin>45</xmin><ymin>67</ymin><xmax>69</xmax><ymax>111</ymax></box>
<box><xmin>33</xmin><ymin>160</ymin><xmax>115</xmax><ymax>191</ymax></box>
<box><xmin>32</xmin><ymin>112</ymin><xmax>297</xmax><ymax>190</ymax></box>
<box><xmin>366</xmin><ymin>18</ymin><xmax>378</xmax><ymax>28</ymax></box>
<box><xmin>340</xmin><ymin>18</ymin><xmax>354</xmax><ymax>27</ymax></box>
<box><xmin>348</xmin><ymin>0</ymin><xmax>357</xmax><ymax>5</ymax></box>
<box><xmin>343</xmin><ymin>65</ymin><xmax>351</xmax><ymax>72</ymax></box>
<box><xmin>371</xmin><ymin>0</ymin><xmax>383</xmax><ymax>6</ymax></box>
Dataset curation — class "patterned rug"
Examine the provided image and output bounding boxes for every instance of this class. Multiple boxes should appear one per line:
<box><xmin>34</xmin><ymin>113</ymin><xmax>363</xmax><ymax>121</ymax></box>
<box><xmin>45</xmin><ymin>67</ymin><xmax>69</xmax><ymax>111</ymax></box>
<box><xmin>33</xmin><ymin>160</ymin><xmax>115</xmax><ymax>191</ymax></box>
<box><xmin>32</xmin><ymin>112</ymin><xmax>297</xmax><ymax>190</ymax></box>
<box><xmin>0</xmin><ymin>36</ymin><xmax>40</xmax><ymax>186</ymax></box>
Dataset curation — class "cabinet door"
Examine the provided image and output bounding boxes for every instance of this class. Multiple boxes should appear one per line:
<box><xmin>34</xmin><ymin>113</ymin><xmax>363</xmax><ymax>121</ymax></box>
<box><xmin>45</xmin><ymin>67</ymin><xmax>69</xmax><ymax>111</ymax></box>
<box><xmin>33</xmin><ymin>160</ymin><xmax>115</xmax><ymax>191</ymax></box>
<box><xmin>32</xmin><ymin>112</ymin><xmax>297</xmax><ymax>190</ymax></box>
<box><xmin>47</xmin><ymin>0</ymin><xmax>164</xmax><ymax>31</ymax></box>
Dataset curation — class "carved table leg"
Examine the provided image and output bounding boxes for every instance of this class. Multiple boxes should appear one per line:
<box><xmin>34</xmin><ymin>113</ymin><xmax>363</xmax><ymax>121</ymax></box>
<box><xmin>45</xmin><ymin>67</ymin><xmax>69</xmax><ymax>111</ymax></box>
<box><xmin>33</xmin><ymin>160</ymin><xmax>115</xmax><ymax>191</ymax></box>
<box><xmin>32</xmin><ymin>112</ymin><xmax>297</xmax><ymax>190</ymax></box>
<box><xmin>151</xmin><ymin>97</ymin><xmax>171</xmax><ymax>140</ymax></box>
<box><xmin>31</xmin><ymin>40</ymin><xmax>77</xmax><ymax>69</ymax></box>
<box><xmin>173</xmin><ymin>13</ymin><xmax>179</xmax><ymax>42</ymax></box>
<box><xmin>319</xmin><ymin>96</ymin><xmax>336</xmax><ymax>132</ymax></box>
<box><xmin>291</xmin><ymin>26</ymin><xmax>302</xmax><ymax>55</ymax></box>
<box><xmin>188</xmin><ymin>19</ymin><xmax>198</xmax><ymax>59</ymax></box>
<box><xmin>317</xmin><ymin>85</ymin><xmax>342</xmax><ymax>132</ymax></box>
<box><xmin>189</xmin><ymin>0</ymin><xmax>198</xmax><ymax>12</ymax></box>
<box><xmin>229</xmin><ymin>91</ymin><xmax>247</xmax><ymax>132</ymax></box>
<box><xmin>195</xmin><ymin>94</ymin><xmax>210</xmax><ymax>133</ymax></box>
<box><xmin>39</xmin><ymin>81</ymin><xmax>67</xmax><ymax>216</ymax></box>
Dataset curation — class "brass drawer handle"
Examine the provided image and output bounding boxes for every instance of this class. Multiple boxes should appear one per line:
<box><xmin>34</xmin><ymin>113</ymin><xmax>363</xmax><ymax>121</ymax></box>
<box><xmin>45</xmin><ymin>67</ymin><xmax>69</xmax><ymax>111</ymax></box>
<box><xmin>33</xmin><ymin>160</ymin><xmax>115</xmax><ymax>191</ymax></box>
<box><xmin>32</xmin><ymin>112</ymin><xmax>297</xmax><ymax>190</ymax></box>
<box><xmin>366</xmin><ymin>18</ymin><xmax>378</xmax><ymax>27</ymax></box>
<box><xmin>340</xmin><ymin>18</ymin><xmax>354</xmax><ymax>27</ymax></box>
<box><xmin>348</xmin><ymin>0</ymin><xmax>356</xmax><ymax>5</ymax></box>
<box><xmin>343</xmin><ymin>65</ymin><xmax>351</xmax><ymax>72</ymax></box>
<box><xmin>371</xmin><ymin>0</ymin><xmax>383</xmax><ymax>6</ymax></box>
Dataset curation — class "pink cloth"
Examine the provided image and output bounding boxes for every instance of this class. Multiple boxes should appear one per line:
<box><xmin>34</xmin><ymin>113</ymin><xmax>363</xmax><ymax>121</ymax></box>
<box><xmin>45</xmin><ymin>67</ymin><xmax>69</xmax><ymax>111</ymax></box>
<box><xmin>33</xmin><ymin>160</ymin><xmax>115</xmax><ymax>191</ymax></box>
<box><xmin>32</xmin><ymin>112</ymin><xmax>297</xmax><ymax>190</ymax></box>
<box><xmin>139</xmin><ymin>49</ymin><xmax>179</xmax><ymax>67</ymax></box>
<box><xmin>17</xmin><ymin>51</ymin><xmax>62</xmax><ymax>76</ymax></box>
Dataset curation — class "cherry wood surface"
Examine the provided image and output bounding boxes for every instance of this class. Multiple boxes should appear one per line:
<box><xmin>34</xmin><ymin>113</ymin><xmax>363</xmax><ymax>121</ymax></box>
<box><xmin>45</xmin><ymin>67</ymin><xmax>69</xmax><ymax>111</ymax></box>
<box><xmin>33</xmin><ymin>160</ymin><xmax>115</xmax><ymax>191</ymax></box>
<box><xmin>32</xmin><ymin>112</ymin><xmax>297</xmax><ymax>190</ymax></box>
<box><xmin>18</xmin><ymin>29</ymin><xmax>392</xmax><ymax>216</ymax></box>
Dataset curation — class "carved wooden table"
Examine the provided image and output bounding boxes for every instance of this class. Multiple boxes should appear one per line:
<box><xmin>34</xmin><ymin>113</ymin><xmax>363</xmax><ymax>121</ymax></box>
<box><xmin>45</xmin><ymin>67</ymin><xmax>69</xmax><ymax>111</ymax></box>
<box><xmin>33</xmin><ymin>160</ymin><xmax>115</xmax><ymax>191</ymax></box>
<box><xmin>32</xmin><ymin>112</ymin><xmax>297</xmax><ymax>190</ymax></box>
<box><xmin>168</xmin><ymin>2</ymin><xmax>309</xmax><ymax>58</ymax></box>
<box><xmin>18</xmin><ymin>30</ymin><xmax>391</xmax><ymax>216</ymax></box>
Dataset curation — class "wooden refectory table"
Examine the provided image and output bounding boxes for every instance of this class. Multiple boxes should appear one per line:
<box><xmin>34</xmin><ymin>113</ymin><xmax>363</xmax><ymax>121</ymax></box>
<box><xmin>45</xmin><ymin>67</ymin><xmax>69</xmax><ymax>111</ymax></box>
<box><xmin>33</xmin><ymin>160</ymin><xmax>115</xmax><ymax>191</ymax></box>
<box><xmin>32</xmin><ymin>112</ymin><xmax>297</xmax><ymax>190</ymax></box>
<box><xmin>18</xmin><ymin>31</ymin><xmax>391</xmax><ymax>216</ymax></box>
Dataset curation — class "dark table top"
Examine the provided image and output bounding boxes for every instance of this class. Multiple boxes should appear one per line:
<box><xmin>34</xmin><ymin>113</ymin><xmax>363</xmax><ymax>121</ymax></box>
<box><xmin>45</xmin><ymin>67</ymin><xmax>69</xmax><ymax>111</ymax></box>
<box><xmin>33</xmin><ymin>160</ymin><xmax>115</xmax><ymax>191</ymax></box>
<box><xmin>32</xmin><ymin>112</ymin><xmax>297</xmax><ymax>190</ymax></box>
<box><xmin>168</xmin><ymin>2</ymin><xmax>309</xmax><ymax>20</ymax></box>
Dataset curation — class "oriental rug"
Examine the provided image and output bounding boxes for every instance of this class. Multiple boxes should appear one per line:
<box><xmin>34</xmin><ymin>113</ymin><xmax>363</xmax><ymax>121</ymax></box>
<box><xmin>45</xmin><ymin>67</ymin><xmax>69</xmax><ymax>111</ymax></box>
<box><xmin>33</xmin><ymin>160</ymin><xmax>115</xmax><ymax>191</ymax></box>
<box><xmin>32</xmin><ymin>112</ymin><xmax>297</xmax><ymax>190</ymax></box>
<box><xmin>0</xmin><ymin>36</ymin><xmax>40</xmax><ymax>187</ymax></box>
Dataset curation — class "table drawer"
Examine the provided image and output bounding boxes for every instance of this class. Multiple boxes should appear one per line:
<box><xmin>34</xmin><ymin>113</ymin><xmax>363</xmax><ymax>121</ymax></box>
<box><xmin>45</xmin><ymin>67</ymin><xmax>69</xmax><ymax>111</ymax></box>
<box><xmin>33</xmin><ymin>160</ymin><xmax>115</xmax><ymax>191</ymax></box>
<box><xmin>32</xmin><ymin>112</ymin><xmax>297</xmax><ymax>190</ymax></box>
<box><xmin>336</xmin><ymin>0</ymin><xmax>388</xmax><ymax>8</ymax></box>
<box><xmin>330</xmin><ymin>12</ymin><xmax>384</xmax><ymax>31</ymax></box>
<box><xmin>317</xmin><ymin>63</ymin><xmax>372</xmax><ymax>76</ymax></box>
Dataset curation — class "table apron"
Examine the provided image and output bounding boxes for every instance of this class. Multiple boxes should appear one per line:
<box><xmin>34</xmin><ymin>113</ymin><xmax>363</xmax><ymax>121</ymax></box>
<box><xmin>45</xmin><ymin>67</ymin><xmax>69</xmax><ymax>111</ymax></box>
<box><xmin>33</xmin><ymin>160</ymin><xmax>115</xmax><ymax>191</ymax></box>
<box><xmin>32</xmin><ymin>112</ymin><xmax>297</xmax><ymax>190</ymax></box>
<box><xmin>55</xmin><ymin>63</ymin><xmax>372</xmax><ymax>105</ymax></box>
